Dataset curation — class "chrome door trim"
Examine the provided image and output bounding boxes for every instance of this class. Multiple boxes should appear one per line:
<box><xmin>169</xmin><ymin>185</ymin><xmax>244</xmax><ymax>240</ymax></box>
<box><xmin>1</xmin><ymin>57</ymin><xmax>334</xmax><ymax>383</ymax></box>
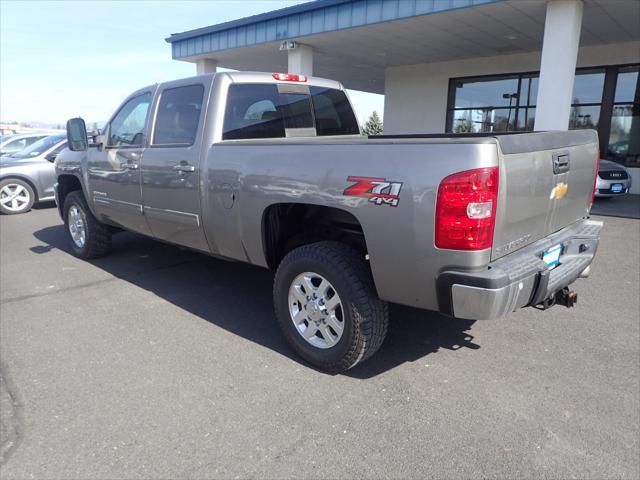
<box><xmin>172</xmin><ymin>164</ymin><xmax>196</xmax><ymax>173</ymax></box>
<box><xmin>143</xmin><ymin>206</ymin><xmax>200</xmax><ymax>227</ymax></box>
<box><xmin>93</xmin><ymin>196</ymin><xmax>143</xmax><ymax>214</ymax></box>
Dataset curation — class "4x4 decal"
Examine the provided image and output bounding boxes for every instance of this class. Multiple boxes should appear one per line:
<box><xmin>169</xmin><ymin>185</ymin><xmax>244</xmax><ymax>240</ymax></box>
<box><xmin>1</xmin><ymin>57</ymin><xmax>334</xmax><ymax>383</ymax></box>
<box><xmin>343</xmin><ymin>176</ymin><xmax>403</xmax><ymax>207</ymax></box>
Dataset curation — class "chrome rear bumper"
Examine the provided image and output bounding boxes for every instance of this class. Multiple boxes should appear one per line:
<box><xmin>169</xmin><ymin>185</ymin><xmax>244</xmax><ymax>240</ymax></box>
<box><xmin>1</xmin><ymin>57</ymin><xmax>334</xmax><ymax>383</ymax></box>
<box><xmin>437</xmin><ymin>219</ymin><xmax>603</xmax><ymax>320</ymax></box>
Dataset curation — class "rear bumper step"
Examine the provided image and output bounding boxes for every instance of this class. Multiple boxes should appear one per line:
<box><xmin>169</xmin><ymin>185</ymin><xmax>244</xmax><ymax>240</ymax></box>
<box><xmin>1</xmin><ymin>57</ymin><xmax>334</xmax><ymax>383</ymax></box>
<box><xmin>437</xmin><ymin>219</ymin><xmax>603</xmax><ymax>320</ymax></box>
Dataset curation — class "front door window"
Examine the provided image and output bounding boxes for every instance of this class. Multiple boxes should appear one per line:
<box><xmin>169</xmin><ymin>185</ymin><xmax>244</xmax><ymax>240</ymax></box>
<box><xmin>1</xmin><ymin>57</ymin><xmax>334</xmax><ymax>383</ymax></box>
<box><xmin>107</xmin><ymin>93</ymin><xmax>151</xmax><ymax>148</ymax></box>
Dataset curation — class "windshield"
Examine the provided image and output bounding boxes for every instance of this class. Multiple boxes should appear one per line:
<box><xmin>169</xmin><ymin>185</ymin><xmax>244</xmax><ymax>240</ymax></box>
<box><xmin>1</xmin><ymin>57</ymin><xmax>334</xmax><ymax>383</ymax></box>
<box><xmin>10</xmin><ymin>134</ymin><xmax>66</xmax><ymax>158</ymax></box>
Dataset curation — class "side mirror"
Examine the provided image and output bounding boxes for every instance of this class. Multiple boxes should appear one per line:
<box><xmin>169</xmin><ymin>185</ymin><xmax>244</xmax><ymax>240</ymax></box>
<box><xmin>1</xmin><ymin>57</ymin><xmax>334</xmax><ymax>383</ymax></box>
<box><xmin>45</xmin><ymin>153</ymin><xmax>57</xmax><ymax>162</ymax></box>
<box><xmin>66</xmin><ymin>117</ymin><xmax>88</xmax><ymax>151</ymax></box>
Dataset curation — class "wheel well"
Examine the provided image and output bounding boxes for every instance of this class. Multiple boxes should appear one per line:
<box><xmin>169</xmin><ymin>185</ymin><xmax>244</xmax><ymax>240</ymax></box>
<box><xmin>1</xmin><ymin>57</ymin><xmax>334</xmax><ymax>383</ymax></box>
<box><xmin>0</xmin><ymin>175</ymin><xmax>39</xmax><ymax>202</ymax></box>
<box><xmin>262</xmin><ymin>203</ymin><xmax>367</xmax><ymax>269</ymax></box>
<box><xmin>56</xmin><ymin>175</ymin><xmax>83</xmax><ymax>214</ymax></box>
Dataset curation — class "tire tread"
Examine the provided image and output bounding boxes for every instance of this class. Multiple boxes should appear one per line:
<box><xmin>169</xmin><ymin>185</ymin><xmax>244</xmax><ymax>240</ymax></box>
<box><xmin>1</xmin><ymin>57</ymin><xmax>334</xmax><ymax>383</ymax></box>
<box><xmin>63</xmin><ymin>191</ymin><xmax>111</xmax><ymax>259</ymax></box>
<box><xmin>274</xmin><ymin>241</ymin><xmax>388</xmax><ymax>372</ymax></box>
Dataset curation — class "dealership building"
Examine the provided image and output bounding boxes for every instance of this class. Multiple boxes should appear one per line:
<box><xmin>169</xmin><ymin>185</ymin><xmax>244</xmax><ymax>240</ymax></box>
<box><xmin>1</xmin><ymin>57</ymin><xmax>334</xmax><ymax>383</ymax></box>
<box><xmin>165</xmin><ymin>0</ymin><xmax>640</xmax><ymax>192</ymax></box>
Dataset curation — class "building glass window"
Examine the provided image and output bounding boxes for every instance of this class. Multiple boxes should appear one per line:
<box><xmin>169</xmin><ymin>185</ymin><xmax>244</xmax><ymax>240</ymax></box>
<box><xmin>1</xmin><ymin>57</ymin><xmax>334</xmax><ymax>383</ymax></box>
<box><xmin>449</xmin><ymin>75</ymin><xmax>521</xmax><ymax>133</ymax></box>
<box><xmin>613</xmin><ymin>67</ymin><xmax>638</xmax><ymax>103</ymax></box>
<box><xmin>568</xmin><ymin>69</ymin><xmax>605</xmax><ymax>131</ymax></box>
<box><xmin>447</xmin><ymin>64</ymin><xmax>640</xmax><ymax>167</ymax></box>
<box><xmin>608</xmin><ymin>66</ymin><xmax>640</xmax><ymax>167</ymax></box>
<box><xmin>569</xmin><ymin>105</ymin><xmax>600</xmax><ymax>130</ymax></box>
<box><xmin>571</xmin><ymin>70</ymin><xmax>605</xmax><ymax>104</ymax></box>
<box><xmin>449</xmin><ymin>74</ymin><xmax>538</xmax><ymax>133</ymax></box>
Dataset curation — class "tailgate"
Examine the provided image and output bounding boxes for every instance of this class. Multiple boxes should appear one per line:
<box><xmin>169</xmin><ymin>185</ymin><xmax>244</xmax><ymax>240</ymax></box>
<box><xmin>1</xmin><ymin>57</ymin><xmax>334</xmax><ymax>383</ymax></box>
<box><xmin>491</xmin><ymin>130</ymin><xmax>599</xmax><ymax>260</ymax></box>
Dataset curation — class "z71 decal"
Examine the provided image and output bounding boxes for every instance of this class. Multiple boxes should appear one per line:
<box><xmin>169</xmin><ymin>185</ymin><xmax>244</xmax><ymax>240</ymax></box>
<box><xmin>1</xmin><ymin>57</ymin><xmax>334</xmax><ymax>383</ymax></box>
<box><xmin>343</xmin><ymin>176</ymin><xmax>403</xmax><ymax>207</ymax></box>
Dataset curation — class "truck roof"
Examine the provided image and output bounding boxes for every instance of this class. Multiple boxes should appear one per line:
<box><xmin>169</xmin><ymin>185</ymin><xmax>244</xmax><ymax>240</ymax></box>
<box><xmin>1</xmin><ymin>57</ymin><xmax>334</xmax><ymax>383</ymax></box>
<box><xmin>135</xmin><ymin>71</ymin><xmax>346</xmax><ymax>95</ymax></box>
<box><xmin>222</xmin><ymin>71</ymin><xmax>345</xmax><ymax>91</ymax></box>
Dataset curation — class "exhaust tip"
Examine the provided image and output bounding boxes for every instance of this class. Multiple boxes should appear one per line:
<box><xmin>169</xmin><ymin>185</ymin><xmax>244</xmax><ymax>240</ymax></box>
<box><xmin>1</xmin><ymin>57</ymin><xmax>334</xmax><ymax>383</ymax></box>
<box><xmin>579</xmin><ymin>265</ymin><xmax>591</xmax><ymax>278</ymax></box>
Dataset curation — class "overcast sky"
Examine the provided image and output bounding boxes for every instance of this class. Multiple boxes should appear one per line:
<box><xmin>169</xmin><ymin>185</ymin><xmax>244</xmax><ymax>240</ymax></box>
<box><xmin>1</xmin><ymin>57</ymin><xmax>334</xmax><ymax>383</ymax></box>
<box><xmin>0</xmin><ymin>0</ymin><xmax>383</xmax><ymax>126</ymax></box>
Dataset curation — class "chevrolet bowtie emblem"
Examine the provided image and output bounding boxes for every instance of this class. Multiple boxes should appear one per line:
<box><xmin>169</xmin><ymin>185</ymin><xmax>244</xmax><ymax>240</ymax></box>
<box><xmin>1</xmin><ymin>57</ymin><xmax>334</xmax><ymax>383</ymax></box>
<box><xmin>550</xmin><ymin>182</ymin><xmax>569</xmax><ymax>200</ymax></box>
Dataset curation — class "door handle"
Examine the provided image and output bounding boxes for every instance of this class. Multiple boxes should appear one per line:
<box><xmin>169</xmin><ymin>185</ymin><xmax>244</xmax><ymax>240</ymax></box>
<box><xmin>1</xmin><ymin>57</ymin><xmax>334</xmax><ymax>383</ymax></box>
<box><xmin>173</xmin><ymin>164</ymin><xmax>195</xmax><ymax>173</ymax></box>
<box><xmin>120</xmin><ymin>162</ymin><xmax>139</xmax><ymax>170</ymax></box>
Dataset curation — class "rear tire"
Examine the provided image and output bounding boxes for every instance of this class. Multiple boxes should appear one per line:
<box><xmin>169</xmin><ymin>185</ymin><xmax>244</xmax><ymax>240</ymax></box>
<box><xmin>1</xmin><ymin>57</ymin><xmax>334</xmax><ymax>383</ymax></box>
<box><xmin>273</xmin><ymin>241</ymin><xmax>388</xmax><ymax>372</ymax></box>
<box><xmin>0</xmin><ymin>178</ymin><xmax>35</xmax><ymax>215</ymax></box>
<box><xmin>63</xmin><ymin>191</ymin><xmax>111</xmax><ymax>259</ymax></box>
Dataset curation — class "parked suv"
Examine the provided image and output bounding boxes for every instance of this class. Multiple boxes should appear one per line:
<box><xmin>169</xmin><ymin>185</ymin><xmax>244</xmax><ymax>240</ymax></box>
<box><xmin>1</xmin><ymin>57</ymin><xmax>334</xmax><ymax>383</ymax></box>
<box><xmin>595</xmin><ymin>159</ymin><xmax>632</xmax><ymax>197</ymax></box>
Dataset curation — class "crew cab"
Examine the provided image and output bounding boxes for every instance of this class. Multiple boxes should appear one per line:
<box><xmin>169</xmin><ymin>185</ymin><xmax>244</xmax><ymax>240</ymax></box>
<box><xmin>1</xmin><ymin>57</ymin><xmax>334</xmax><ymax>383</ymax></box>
<box><xmin>55</xmin><ymin>72</ymin><xmax>602</xmax><ymax>372</ymax></box>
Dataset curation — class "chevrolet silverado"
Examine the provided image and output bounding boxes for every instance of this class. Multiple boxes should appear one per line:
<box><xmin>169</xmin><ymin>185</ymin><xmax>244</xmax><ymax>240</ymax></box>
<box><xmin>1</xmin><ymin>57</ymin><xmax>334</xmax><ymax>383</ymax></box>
<box><xmin>55</xmin><ymin>71</ymin><xmax>602</xmax><ymax>372</ymax></box>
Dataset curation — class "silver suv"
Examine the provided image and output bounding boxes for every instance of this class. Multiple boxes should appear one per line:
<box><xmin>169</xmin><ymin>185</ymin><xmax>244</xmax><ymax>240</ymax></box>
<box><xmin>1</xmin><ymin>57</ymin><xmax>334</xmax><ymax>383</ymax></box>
<box><xmin>0</xmin><ymin>133</ymin><xmax>49</xmax><ymax>156</ymax></box>
<box><xmin>0</xmin><ymin>134</ymin><xmax>67</xmax><ymax>214</ymax></box>
<box><xmin>595</xmin><ymin>159</ymin><xmax>632</xmax><ymax>197</ymax></box>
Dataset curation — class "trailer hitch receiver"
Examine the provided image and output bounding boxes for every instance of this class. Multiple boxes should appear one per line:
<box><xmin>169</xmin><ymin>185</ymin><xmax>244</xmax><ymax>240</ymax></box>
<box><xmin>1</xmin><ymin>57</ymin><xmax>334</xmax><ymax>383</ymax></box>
<box><xmin>555</xmin><ymin>287</ymin><xmax>578</xmax><ymax>308</ymax></box>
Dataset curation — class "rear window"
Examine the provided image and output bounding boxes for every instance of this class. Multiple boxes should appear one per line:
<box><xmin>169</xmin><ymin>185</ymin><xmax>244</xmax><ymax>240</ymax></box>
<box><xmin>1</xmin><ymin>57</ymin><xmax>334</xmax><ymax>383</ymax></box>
<box><xmin>223</xmin><ymin>84</ymin><xmax>284</xmax><ymax>140</ymax></box>
<box><xmin>279</xmin><ymin>92</ymin><xmax>314</xmax><ymax>129</ymax></box>
<box><xmin>223</xmin><ymin>83</ymin><xmax>359</xmax><ymax>140</ymax></box>
<box><xmin>310</xmin><ymin>87</ymin><xmax>359</xmax><ymax>136</ymax></box>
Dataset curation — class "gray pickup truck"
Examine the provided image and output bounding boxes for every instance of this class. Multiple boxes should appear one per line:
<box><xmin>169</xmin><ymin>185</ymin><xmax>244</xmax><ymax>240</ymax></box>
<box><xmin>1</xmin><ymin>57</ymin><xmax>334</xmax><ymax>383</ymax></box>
<box><xmin>56</xmin><ymin>71</ymin><xmax>602</xmax><ymax>372</ymax></box>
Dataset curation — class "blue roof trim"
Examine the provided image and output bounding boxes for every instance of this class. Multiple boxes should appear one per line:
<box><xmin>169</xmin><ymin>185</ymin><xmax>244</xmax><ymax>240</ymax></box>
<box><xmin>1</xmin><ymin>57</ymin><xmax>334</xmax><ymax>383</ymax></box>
<box><xmin>166</xmin><ymin>0</ymin><xmax>350</xmax><ymax>43</ymax></box>
<box><xmin>167</xmin><ymin>0</ymin><xmax>502</xmax><ymax>59</ymax></box>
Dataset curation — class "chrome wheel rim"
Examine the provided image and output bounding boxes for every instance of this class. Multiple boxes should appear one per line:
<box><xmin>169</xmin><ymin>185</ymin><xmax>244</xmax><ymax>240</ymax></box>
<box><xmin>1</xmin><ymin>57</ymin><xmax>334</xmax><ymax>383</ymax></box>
<box><xmin>0</xmin><ymin>183</ymin><xmax>30</xmax><ymax>212</ymax></box>
<box><xmin>68</xmin><ymin>205</ymin><xmax>86</xmax><ymax>248</ymax></box>
<box><xmin>288</xmin><ymin>272</ymin><xmax>344</xmax><ymax>349</ymax></box>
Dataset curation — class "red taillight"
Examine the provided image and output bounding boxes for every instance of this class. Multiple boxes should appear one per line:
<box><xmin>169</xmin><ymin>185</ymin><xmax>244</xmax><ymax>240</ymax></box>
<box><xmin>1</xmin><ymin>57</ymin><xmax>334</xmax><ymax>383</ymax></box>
<box><xmin>272</xmin><ymin>73</ymin><xmax>308</xmax><ymax>82</ymax></box>
<box><xmin>591</xmin><ymin>146</ymin><xmax>600</xmax><ymax>205</ymax></box>
<box><xmin>435</xmin><ymin>167</ymin><xmax>499</xmax><ymax>250</ymax></box>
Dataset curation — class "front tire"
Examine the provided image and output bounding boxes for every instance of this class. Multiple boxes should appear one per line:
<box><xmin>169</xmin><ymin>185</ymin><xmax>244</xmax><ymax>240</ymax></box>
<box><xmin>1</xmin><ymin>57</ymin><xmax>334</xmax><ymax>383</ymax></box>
<box><xmin>274</xmin><ymin>241</ymin><xmax>389</xmax><ymax>372</ymax></box>
<box><xmin>63</xmin><ymin>191</ymin><xmax>111</xmax><ymax>259</ymax></box>
<box><xmin>0</xmin><ymin>179</ymin><xmax>35</xmax><ymax>215</ymax></box>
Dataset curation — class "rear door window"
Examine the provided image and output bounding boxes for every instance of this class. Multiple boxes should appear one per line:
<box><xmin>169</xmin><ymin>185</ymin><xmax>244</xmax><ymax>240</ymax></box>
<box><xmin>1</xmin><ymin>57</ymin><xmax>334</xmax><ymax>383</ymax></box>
<box><xmin>153</xmin><ymin>84</ymin><xmax>205</xmax><ymax>146</ymax></box>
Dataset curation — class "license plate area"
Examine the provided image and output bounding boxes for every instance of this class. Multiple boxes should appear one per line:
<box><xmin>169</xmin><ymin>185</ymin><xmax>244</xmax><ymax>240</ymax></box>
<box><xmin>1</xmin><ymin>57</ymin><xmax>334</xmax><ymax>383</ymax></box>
<box><xmin>611</xmin><ymin>183</ymin><xmax>623</xmax><ymax>193</ymax></box>
<box><xmin>542</xmin><ymin>243</ymin><xmax>562</xmax><ymax>270</ymax></box>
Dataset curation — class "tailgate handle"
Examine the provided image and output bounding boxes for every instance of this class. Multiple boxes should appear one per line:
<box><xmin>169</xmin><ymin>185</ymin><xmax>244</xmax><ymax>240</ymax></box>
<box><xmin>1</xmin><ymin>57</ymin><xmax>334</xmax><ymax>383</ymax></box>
<box><xmin>552</xmin><ymin>152</ymin><xmax>570</xmax><ymax>174</ymax></box>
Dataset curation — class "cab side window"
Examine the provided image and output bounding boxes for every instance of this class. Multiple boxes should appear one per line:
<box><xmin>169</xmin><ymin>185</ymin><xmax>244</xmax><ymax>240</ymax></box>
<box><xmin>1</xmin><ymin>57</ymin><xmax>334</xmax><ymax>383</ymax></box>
<box><xmin>107</xmin><ymin>93</ymin><xmax>152</xmax><ymax>148</ymax></box>
<box><xmin>153</xmin><ymin>85</ymin><xmax>205</xmax><ymax>146</ymax></box>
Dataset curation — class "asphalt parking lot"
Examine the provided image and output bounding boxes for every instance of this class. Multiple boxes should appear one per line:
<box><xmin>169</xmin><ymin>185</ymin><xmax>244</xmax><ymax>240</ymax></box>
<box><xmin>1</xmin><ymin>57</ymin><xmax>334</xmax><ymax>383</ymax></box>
<box><xmin>1</xmin><ymin>205</ymin><xmax>638</xmax><ymax>479</ymax></box>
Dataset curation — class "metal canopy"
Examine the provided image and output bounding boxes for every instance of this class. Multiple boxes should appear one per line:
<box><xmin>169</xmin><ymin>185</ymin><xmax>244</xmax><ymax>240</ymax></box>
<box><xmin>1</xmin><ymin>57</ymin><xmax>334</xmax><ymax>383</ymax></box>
<box><xmin>166</xmin><ymin>0</ymin><xmax>640</xmax><ymax>94</ymax></box>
